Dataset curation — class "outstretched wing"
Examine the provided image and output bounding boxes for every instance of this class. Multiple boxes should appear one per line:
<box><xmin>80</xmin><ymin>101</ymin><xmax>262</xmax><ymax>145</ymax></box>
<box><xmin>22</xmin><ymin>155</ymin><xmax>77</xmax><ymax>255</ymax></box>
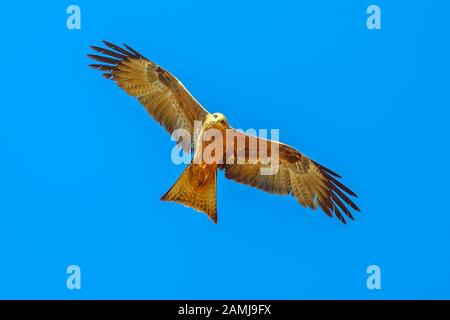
<box><xmin>220</xmin><ymin>130</ymin><xmax>360</xmax><ymax>224</ymax></box>
<box><xmin>88</xmin><ymin>41</ymin><xmax>209</xmax><ymax>151</ymax></box>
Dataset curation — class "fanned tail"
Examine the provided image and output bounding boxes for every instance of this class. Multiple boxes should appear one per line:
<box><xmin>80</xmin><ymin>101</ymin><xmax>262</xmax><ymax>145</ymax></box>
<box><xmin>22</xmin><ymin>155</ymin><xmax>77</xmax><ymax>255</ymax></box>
<box><xmin>161</xmin><ymin>164</ymin><xmax>217</xmax><ymax>223</ymax></box>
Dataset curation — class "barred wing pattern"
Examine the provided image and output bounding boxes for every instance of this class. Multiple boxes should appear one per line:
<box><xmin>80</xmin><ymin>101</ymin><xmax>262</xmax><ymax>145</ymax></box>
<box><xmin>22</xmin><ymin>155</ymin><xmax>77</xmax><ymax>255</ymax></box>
<box><xmin>88</xmin><ymin>42</ymin><xmax>360</xmax><ymax>224</ymax></box>
<box><xmin>221</xmin><ymin>130</ymin><xmax>360</xmax><ymax>224</ymax></box>
<box><xmin>88</xmin><ymin>41</ymin><xmax>209</xmax><ymax>151</ymax></box>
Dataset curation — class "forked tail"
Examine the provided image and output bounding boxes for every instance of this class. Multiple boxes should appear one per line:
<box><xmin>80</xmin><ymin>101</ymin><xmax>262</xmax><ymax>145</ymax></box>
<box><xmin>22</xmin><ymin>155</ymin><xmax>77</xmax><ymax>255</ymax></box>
<box><xmin>161</xmin><ymin>164</ymin><xmax>217</xmax><ymax>223</ymax></box>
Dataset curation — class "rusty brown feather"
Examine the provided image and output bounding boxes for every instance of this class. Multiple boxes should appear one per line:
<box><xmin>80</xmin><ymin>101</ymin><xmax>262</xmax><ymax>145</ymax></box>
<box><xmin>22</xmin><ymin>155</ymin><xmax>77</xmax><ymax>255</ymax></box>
<box><xmin>88</xmin><ymin>41</ymin><xmax>360</xmax><ymax>224</ymax></box>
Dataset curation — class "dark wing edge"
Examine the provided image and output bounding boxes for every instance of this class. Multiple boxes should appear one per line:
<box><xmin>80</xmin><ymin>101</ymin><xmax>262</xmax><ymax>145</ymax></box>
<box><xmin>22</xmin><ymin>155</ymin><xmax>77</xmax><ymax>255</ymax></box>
<box><xmin>88</xmin><ymin>41</ymin><xmax>148</xmax><ymax>79</ymax></box>
<box><xmin>87</xmin><ymin>41</ymin><xmax>209</xmax><ymax>151</ymax></box>
<box><xmin>220</xmin><ymin>130</ymin><xmax>360</xmax><ymax>224</ymax></box>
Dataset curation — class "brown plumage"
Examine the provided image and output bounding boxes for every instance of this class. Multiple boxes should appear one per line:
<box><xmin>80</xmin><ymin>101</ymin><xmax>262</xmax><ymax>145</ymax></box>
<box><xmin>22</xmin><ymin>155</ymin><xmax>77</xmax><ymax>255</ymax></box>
<box><xmin>89</xmin><ymin>41</ymin><xmax>207</xmax><ymax>152</ymax></box>
<box><xmin>88</xmin><ymin>41</ymin><xmax>361</xmax><ymax>224</ymax></box>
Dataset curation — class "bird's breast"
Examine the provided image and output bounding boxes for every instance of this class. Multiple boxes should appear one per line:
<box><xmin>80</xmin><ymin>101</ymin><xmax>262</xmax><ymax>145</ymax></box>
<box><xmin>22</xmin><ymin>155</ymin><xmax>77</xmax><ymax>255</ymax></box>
<box><xmin>193</xmin><ymin>126</ymin><xmax>226</xmax><ymax>166</ymax></box>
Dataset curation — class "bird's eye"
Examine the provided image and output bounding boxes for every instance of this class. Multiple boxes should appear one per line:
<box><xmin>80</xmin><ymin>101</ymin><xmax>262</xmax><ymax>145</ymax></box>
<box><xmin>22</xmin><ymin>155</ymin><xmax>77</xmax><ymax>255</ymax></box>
<box><xmin>220</xmin><ymin>120</ymin><xmax>225</xmax><ymax>125</ymax></box>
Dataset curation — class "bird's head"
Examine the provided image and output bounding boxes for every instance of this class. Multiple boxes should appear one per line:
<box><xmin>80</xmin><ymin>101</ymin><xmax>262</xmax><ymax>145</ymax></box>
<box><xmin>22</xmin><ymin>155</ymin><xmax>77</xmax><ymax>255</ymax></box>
<box><xmin>204</xmin><ymin>113</ymin><xmax>230</xmax><ymax>130</ymax></box>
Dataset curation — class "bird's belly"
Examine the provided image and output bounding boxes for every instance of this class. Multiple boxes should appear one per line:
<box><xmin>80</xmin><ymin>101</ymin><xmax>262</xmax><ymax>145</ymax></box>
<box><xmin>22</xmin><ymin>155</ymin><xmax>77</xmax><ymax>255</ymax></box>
<box><xmin>190</xmin><ymin>163</ymin><xmax>216</xmax><ymax>187</ymax></box>
<box><xmin>193</xmin><ymin>139</ymin><xmax>225</xmax><ymax>165</ymax></box>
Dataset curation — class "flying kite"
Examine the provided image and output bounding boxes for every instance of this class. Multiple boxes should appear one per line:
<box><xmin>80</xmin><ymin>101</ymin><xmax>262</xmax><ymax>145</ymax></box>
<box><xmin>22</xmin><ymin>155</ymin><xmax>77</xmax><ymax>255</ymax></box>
<box><xmin>88</xmin><ymin>41</ymin><xmax>360</xmax><ymax>224</ymax></box>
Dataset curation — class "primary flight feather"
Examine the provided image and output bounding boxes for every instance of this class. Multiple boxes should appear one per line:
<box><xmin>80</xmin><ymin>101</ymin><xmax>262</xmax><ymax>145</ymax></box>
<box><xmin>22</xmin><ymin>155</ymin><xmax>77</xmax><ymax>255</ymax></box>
<box><xmin>88</xmin><ymin>41</ymin><xmax>361</xmax><ymax>224</ymax></box>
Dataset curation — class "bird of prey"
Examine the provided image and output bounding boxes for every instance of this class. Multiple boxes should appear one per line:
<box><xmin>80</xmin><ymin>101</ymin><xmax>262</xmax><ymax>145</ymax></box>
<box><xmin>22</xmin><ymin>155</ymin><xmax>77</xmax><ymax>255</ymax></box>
<box><xmin>88</xmin><ymin>41</ymin><xmax>360</xmax><ymax>224</ymax></box>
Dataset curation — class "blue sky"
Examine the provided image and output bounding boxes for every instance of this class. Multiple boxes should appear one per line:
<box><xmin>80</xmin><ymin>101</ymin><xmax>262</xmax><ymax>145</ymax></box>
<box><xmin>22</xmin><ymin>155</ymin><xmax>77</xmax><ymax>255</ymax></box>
<box><xmin>0</xmin><ymin>0</ymin><xmax>449</xmax><ymax>299</ymax></box>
